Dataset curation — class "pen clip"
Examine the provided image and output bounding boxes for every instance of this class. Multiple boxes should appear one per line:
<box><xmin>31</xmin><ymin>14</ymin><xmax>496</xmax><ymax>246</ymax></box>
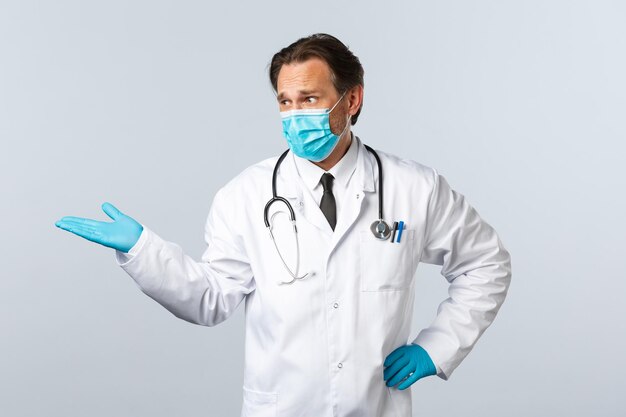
<box><xmin>390</xmin><ymin>221</ymin><xmax>399</xmax><ymax>243</ymax></box>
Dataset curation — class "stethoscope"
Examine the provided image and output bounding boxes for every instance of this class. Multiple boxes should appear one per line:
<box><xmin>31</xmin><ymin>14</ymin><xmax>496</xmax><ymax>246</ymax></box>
<box><xmin>264</xmin><ymin>143</ymin><xmax>391</xmax><ymax>285</ymax></box>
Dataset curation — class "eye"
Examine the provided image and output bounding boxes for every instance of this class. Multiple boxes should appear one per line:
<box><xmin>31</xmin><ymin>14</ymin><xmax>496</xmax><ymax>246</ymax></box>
<box><xmin>305</xmin><ymin>96</ymin><xmax>318</xmax><ymax>103</ymax></box>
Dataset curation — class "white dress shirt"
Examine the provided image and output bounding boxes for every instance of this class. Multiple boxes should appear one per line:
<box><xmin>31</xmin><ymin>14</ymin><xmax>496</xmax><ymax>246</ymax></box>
<box><xmin>292</xmin><ymin>131</ymin><xmax>358</xmax><ymax>230</ymax></box>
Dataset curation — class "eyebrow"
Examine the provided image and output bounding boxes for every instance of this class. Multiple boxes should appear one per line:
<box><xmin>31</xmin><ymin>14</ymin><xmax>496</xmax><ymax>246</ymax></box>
<box><xmin>276</xmin><ymin>90</ymin><xmax>320</xmax><ymax>101</ymax></box>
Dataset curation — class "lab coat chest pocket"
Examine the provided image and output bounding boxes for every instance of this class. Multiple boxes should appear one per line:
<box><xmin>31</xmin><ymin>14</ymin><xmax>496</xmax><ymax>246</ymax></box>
<box><xmin>242</xmin><ymin>386</ymin><xmax>278</xmax><ymax>417</ymax></box>
<box><xmin>359</xmin><ymin>229</ymin><xmax>415</xmax><ymax>291</ymax></box>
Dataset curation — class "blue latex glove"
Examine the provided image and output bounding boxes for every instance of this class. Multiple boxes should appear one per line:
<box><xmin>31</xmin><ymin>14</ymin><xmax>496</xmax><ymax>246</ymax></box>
<box><xmin>55</xmin><ymin>202</ymin><xmax>143</xmax><ymax>253</ymax></box>
<box><xmin>383</xmin><ymin>343</ymin><xmax>437</xmax><ymax>390</ymax></box>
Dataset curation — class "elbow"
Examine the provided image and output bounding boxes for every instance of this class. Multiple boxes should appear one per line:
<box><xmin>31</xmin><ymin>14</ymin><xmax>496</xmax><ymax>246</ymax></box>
<box><xmin>501</xmin><ymin>245</ymin><xmax>513</xmax><ymax>292</ymax></box>
<box><xmin>486</xmin><ymin>236</ymin><xmax>513</xmax><ymax>297</ymax></box>
<box><xmin>197</xmin><ymin>285</ymin><xmax>249</xmax><ymax>327</ymax></box>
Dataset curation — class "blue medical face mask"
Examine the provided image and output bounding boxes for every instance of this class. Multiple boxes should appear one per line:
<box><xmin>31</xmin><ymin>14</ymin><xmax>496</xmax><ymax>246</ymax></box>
<box><xmin>280</xmin><ymin>91</ymin><xmax>351</xmax><ymax>162</ymax></box>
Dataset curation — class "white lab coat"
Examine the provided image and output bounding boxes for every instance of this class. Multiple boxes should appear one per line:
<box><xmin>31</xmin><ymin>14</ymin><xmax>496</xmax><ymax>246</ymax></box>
<box><xmin>115</xmin><ymin>135</ymin><xmax>512</xmax><ymax>417</ymax></box>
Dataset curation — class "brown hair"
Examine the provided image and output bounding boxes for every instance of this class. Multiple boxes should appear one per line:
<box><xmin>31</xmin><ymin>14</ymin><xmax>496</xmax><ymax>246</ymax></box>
<box><xmin>268</xmin><ymin>33</ymin><xmax>364</xmax><ymax>125</ymax></box>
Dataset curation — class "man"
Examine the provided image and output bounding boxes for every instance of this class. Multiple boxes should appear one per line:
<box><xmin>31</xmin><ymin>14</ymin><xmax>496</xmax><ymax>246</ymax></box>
<box><xmin>55</xmin><ymin>33</ymin><xmax>512</xmax><ymax>416</ymax></box>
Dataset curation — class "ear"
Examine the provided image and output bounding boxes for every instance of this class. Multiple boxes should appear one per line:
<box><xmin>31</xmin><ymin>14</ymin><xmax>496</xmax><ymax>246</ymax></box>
<box><xmin>347</xmin><ymin>85</ymin><xmax>363</xmax><ymax>115</ymax></box>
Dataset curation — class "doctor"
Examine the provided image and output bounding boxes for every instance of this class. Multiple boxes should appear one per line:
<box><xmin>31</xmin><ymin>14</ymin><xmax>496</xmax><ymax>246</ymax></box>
<box><xmin>55</xmin><ymin>33</ymin><xmax>512</xmax><ymax>416</ymax></box>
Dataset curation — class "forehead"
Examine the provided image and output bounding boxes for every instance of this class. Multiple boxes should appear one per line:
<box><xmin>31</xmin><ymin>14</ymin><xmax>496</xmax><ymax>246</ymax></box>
<box><xmin>276</xmin><ymin>57</ymin><xmax>335</xmax><ymax>95</ymax></box>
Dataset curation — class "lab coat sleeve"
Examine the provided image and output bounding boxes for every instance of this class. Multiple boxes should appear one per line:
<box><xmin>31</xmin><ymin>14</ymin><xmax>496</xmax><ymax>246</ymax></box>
<box><xmin>113</xmin><ymin>186</ymin><xmax>256</xmax><ymax>327</ymax></box>
<box><xmin>411</xmin><ymin>168</ymin><xmax>512</xmax><ymax>381</ymax></box>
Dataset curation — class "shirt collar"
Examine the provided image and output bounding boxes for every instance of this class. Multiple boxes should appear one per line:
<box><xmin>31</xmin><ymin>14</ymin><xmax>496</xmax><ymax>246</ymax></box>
<box><xmin>277</xmin><ymin>134</ymin><xmax>375</xmax><ymax>198</ymax></box>
<box><xmin>293</xmin><ymin>131</ymin><xmax>359</xmax><ymax>191</ymax></box>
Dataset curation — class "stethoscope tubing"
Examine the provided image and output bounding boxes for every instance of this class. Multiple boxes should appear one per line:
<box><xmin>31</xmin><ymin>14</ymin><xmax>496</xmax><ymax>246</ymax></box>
<box><xmin>265</xmin><ymin>144</ymin><xmax>386</xmax><ymax>284</ymax></box>
<box><xmin>265</xmin><ymin>145</ymin><xmax>383</xmax><ymax>226</ymax></box>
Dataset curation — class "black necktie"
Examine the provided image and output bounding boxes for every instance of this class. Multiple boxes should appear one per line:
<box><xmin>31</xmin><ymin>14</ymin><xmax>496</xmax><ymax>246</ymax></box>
<box><xmin>319</xmin><ymin>173</ymin><xmax>337</xmax><ymax>231</ymax></box>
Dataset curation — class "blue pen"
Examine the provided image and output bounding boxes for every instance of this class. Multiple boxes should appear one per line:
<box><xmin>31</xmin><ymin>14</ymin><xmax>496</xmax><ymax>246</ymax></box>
<box><xmin>396</xmin><ymin>221</ymin><xmax>405</xmax><ymax>243</ymax></box>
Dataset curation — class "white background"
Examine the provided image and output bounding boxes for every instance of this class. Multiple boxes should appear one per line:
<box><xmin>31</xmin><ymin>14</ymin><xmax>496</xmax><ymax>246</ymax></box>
<box><xmin>2</xmin><ymin>1</ymin><xmax>624</xmax><ymax>415</ymax></box>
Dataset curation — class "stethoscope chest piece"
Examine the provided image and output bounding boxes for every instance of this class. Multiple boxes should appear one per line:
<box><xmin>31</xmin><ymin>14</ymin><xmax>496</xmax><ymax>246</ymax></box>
<box><xmin>370</xmin><ymin>219</ymin><xmax>391</xmax><ymax>240</ymax></box>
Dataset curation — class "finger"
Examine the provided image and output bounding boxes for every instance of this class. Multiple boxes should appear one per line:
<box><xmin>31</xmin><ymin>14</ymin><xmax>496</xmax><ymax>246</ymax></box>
<box><xmin>397</xmin><ymin>370</ymin><xmax>420</xmax><ymax>390</ymax></box>
<box><xmin>384</xmin><ymin>355</ymin><xmax>409</xmax><ymax>382</ymax></box>
<box><xmin>59</xmin><ymin>216</ymin><xmax>105</xmax><ymax>228</ymax></box>
<box><xmin>383</xmin><ymin>347</ymin><xmax>405</xmax><ymax>367</ymax></box>
<box><xmin>56</xmin><ymin>220</ymin><xmax>100</xmax><ymax>234</ymax></box>
<box><xmin>56</xmin><ymin>222</ymin><xmax>103</xmax><ymax>243</ymax></box>
<box><xmin>387</xmin><ymin>361</ymin><xmax>414</xmax><ymax>387</ymax></box>
<box><xmin>383</xmin><ymin>351</ymin><xmax>405</xmax><ymax>375</ymax></box>
<box><xmin>102</xmin><ymin>202</ymin><xmax>123</xmax><ymax>221</ymax></box>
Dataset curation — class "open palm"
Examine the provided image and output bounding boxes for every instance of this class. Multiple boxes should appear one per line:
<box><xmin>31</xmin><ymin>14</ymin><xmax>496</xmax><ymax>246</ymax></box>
<box><xmin>55</xmin><ymin>202</ymin><xmax>143</xmax><ymax>253</ymax></box>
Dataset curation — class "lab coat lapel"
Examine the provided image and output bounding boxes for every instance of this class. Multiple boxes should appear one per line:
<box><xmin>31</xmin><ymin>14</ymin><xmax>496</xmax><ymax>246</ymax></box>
<box><xmin>329</xmin><ymin>137</ymin><xmax>376</xmax><ymax>255</ymax></box>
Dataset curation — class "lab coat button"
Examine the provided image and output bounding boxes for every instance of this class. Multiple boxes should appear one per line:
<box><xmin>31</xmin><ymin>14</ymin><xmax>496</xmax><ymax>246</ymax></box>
<box><xmin>337</xmin><ymin>363</ymin><xmax>343</xmax><ymax>368</ymax></box>
<box><xmin>299</xmin><ymin>201</ymin><xmax>304</xmax><ymax>206</ymax></box>
<box><xmin>333</xmin><ymin>302</ymin><xmax>339</xmax><ymax>308</ymax></box>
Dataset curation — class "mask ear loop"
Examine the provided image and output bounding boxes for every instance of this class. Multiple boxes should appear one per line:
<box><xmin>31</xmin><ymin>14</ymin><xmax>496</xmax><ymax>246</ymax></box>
<box><xmin>343</xmin><ymin>112</ymin><xmax>351</xmax><ymax>137</ymax></box>
<box><xmin>328</xmin><ymin>89</ymin><xmax>348</xmax><ymax>114</ymax></box>
<box><xmin>329</xmin><ymin>90</ymin><xmax>352</xmax><ymax>140</ymax></box>
<box><xmin>333</xmin><ymin>112</ymin><xmax>351</xmax><ymax>142</ymax></box>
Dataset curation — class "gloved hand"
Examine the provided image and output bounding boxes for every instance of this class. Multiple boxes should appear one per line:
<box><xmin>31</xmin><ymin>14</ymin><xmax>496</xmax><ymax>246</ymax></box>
<box><xmin>55</xmin><ymin>202</ymin><xmax>143</xmax><ymax>253</ymax></box>
<box><xmin>383</xmin><ymin>343</ymin><xmax>437</xmax><ymax>390</ymax></box>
